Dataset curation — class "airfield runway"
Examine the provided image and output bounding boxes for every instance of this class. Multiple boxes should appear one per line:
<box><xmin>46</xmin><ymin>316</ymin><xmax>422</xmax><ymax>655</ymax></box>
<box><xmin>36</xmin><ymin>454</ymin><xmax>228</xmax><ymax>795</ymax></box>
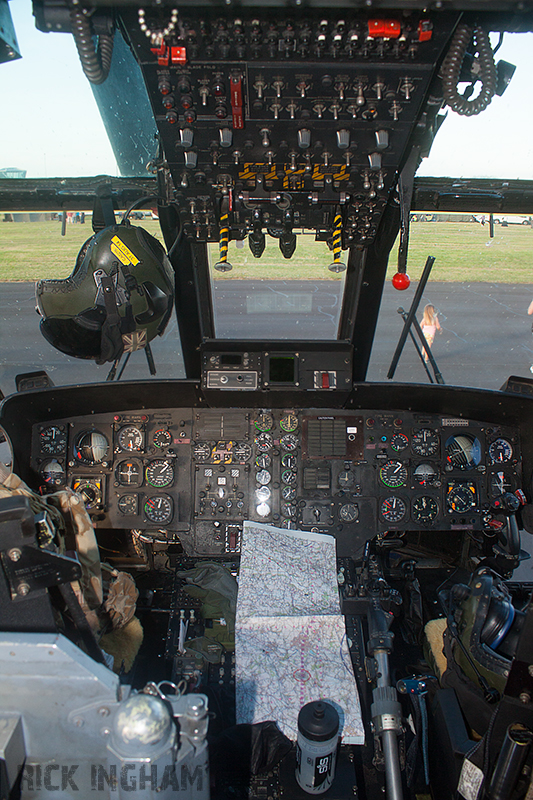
<box><xmin>2</xmin><ymin>279</ymin><xmax>533</xmax><ymax>396</ymax></box>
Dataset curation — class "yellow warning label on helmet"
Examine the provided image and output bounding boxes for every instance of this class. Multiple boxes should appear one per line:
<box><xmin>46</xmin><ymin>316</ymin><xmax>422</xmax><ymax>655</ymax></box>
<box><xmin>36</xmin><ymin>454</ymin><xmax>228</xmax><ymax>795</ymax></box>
<box><xmin>110</xmin><ymin>235</ymin><xmax>140</xmax><ymax>266</ymax></box>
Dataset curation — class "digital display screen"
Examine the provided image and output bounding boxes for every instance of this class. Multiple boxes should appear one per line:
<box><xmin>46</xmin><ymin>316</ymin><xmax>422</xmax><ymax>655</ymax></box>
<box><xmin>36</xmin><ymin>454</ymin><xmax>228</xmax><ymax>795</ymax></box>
<box><xmin>269</xmin><ymin>356</ymin><xmax>296</xmax><ymax>384</ymax></box>
<box><xmin>220</xmin><ymin>353</ymin><xmax>242</xmax><ymax>366</ymax></box>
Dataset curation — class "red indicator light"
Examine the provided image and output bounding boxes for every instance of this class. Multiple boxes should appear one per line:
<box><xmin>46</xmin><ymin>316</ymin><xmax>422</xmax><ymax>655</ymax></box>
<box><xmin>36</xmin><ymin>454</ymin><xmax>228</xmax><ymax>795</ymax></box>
<box><xmin>368</xmin><ymin>19</ymin><xmax>401</xmax><ymax>39</ymax></box>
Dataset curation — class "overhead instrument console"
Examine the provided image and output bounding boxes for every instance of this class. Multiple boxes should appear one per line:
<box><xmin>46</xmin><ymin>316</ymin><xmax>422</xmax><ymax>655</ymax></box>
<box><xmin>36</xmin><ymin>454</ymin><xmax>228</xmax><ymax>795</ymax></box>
<box><xmin>120</xmin><ymin>7</ymin><xmax>458</xmax><ymax>251</ymax></box>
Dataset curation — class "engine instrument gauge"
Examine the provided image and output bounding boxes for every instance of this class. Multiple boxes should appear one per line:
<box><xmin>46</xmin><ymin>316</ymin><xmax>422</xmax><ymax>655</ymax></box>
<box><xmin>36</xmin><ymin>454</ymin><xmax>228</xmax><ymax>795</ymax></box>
<box><xmin>153</xmin><ymin>429</ymin><xmax>172</xmax><ymax>448</ymax></box>
<box><xmin>381</xmin><ymin>496</ymin><xmax>406</xmax><ymax>523</ymax></box>
<box><xmin>254</xmin><ymin>433</ymin><xmax>273</xmax><ymax>452</ymax></box>
<box><xmin>281</xmin><ymin>453</ymin><xmax>297</xmax><ymax>469</ymax></box>
<box><xmin>446</xmin><ymin>482</ymin><xmax>477</xmax><ymax>513</ymax></box>
<box><xmin>411</xmin><ymin>429</ymin><xmax>439</xmax><ymax>457</ymax></box>
<box><xmin>282</xmin><ymin>503</ymin><xmax>297</xmax><ymax>518</ymax></box>
<box><xmin>413</xmin><ymin>463</ymin><xmax>439</xmax><ymax>487</ymax></box>
<box><xmin>40</xmin><ymin>459</ymin><xmax>66</xmax><ymax>485</ymax></box>
<box><xmin>144</xmin><ymin>495</ymin><xmax>173</xmax><ymax>524</ymax></box>
<box><xmin>281</xmin><ymin>469</ymin><xmax>297</xmax><ymax>485</ymax></box>
<box><xmin>390</xmin><ymin>433</ymin><xmax>409</xmax><ymax>452</ymax></box>
<box><xmin>39</xmin><ymin>425</ymin><xmax>67</xmax><ymax>455</ymax></box>
<box><xmin>339</xmin><ymin>503</ymin><xmax>359</xmax><ymax>522</ymax></box>
<box><xmin>255</xmin><ymin>486</ymin><xmax>271</xmax><ymax>502</ymax></box>
<box><xmin>254</xmin><ymin>412</ymin><xmax>274</xmax><ymax>432</ymax></box>
<box><xmin>488</xmin><ymin>438</ymin><xmax>513</xmax><ymax>464</ymax></box>
<box><xmin>193</xmin><ymin>442</ymin><xmax>211</xmax><ymax>462</ymax></box>
<box><xmin>256</xmin><ymin>469</ymin><xmax>271</xmax><ymax>486</ymax></box>
<box><xmin>255</xmin><ymin>501</ymin><xmax>271</xmax><ymax>517</ymax></box>
<box><xmin>255</xmin><ymin>453</ymin><xmax>271</xmax><ymax>469</ymax></box>
<box><xmin>118</xmin><ymin>494</ymin><xmax>138</xmax><ymax>516</ymax></box>
<box><xmin>379</xmin><ymin>460</ymin><xmax>407</xmax><ymax>488</ymax></box>
<box><xmin>445</xmin><ymin>434</ymin><xmax>481</xmax><ymax>471</ymax></box>
<box><xmin>411</xmin><ymin>496</ymin><xmax>439</xmax><ymax>523</ymax></box>
<box><xmin>115</xmin><ymin>459</ymin><xmax>143</xmax><ymax>487</ymax></box>
<box><xmin>117</xmin><ymin>425</ymin><xmax>143</xmax><ymax>452</ymax></box>
<box><xmin>233</xmin><ymin>442</ymin><xmax>252</xmax><ymax>462</ymax></box>
<box><xmin>280</xmin><ymin>433</ymin><xmax>298</xmax><ymax>451</ymax></box>
<box><xmin>282</xmin><ymin>485</ymin><xmax>296</xmax><ymax>501</ymax></box>
<box><xmin>145</xmin><ymin>459</ymin><xmax>174</xmax><ymax>488</ymax></box>
<box><xmin>280</xmin><ymin>413</ymin><xmax>298</xmax><ymax>433</ymax></box>
<box><xmin>74</xmin><ymin>430</ymin><xmax>109</xmax><ymax>465</ymax></box>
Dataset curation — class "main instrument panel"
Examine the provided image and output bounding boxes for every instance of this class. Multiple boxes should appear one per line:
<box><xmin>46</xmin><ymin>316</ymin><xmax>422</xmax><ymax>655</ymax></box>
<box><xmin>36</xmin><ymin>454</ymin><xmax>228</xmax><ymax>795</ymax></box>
<box><xmin>30</xmin><ymin>406</ymin><xmax>522</xmax><ymax>557</ymax></box>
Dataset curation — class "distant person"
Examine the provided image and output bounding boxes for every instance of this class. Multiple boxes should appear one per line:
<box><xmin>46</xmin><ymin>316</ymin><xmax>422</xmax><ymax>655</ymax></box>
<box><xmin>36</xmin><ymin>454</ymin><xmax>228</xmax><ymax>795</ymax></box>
<box><xmin>420</xmin><ymin>304</ymin><xmax>441</xmax><ymax>362</ymax></box>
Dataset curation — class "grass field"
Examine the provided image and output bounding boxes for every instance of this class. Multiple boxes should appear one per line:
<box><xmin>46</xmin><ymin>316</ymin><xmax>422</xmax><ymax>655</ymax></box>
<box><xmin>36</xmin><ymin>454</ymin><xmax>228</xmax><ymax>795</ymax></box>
<box><xmin>2</xmin><ymin>218</ymin><xmax>533</xmax><ymax>283</ymax></box>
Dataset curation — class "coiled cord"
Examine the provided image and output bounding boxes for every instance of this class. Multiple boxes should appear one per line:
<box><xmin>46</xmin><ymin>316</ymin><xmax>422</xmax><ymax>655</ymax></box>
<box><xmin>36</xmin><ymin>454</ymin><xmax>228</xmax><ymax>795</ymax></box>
<box><xmin>69</xmin><ymin>7</ymin><xmax>114</xmax><ymax>85</ymax></box>
<box><xmin>441</xmin><ymin>23</ymin><xmax>496</xmax><ymax>116</ymax></box>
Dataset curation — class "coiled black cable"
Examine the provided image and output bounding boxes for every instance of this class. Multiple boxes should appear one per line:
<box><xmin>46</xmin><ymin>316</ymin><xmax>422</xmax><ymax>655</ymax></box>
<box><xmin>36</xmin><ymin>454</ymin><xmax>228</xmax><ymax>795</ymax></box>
<box><xmin>69</xmin><ymin>7</ymin><xmax>114</xmax><ymax>85</ymax></box>
<box><xmin>441</xmin><ymin>24</ymin><xmax>496</xmax><ymax>116</ymax></box>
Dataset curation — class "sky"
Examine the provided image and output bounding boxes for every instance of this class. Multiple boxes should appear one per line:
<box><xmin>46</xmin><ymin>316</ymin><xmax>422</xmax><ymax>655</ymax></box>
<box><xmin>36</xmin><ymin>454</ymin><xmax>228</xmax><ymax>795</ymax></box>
<box><xmin>2</xmin><ymin>0</ymin><xmax>533</xmax><ymax>180</ymax></box>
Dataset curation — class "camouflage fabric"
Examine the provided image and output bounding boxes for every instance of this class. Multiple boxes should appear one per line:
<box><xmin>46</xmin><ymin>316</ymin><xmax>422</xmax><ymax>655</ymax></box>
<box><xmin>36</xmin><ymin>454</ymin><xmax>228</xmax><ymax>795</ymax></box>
<box><xmin>0</xmin><ymin>469</ymin><xmax>137</xmax><ymax>635</ymax></box>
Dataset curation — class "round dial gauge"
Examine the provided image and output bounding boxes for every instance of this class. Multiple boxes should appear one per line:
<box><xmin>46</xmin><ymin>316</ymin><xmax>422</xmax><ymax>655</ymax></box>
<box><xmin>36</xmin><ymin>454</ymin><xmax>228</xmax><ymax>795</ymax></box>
<box><xmin>381</xmin><ymin>496</ymin><xmax>407</xmax><ymax>523</ymax></box>
<box><xmin>115</xmin><ymin>459</ymin><xmax>143</xmax><ymax>487</ymax></box>
<box><xmin>145</xmin><ymin>459</ymin><xmax>174</xmax><ymax>488</ymax></box>
<box><xmin>254</xmin><ymin>433</ymin><xmax>273</xmax><ymax>452</ymax></box>
<box><xmin>447</xmin><ymin>483</ymin><xmax>477</xmax><ymax>513</ymax></box>
<box><xmin>193</xmin><ymin>442</ymin><xmax>211</xmax><ymax>462</ymax></box>
<box><xmin>490</xmin><ymin>471</ymin><xmax>513</xmax><ymax>496</ymax></box>
<box><xmin>339</xmin><ymin>503</ymin><xmax>359</xmax><ymax>522</ymax></box>
<box><xmin>40</xmin><ymin>458</ymin><xmax>66</xmax><ymax>485</ymax></box>
<box><xmin>74</xmin><ymin>430</ymin><xmax>109</xmax><ymax>465</ymax></box>
<box><xmin>144</xmin><ymin>495</ymin><xmax>173</xmax><ymax>524</ymax></box>
<box><xmin>488</xmin><ymin>438</ymin><xmax>513</xmax><ymax>464</ymax></box>
<box><xmin>412</xmin><ymin>496</ymin><xmax>439</xmax><ymax>523</ymax></box>
<box><xmin>282</xmin><ymin>485</ymin><xmax>296</xmax><ymax>501</ymax></box>
<box><xmin>338</xmin><ymin>470</ymin><xmax>355</xmax><ymax>489</ymax></box>
<box><xmin>379</xmin><ymin>460</ymin><xmax>408</xmax><ymax>488</ymax></box>
<box><xmin>413</xmin><ymin>463</ymin><xmax>438</xmax><ymax>487</ymax></box>
<box><xmin>118</xmin><ymin>425</ymin><xmax>143</xmax><ymax>452</ymax></box>
<box><xmin>445</xmin><ymin>434</ymin><xmax>481</xmax><ymax>471</ymax></box>
<box><xmin>390</xmin><ymin>433</ymin><xmax>409</xmax><ymax>452</ymax></box>
<box><xmin>255</xmin><ymin>453</ymin><xmax>271</xmax><ymax>469</ymax></box>
<box><xmin>280</xmin><ymin>413</ymin><xmax>298</xmax><ymax>433</ymax></box>
<box><xmin>280</xmin><ymin>433</ymin><xmax>298</xmax><ymax>451</ymax></box>
<box><xmin>153</xmin><ymin>429</ymin><xmax>172</xmax><ymax>448</ymax></box>
<box><xmin>72</xmin><ymin>479</ymin><xmax>102</xmax><ymax>510</ymax></box>
<box><xmin>281</xmin><ymin>453</ymin><xmax>297</xmax><ymax>469</ymax></box>
<box><xmin>118</xmin><ymin>494</ymin><xmax>138</xmax><ymax>516</ymax></box>
<box><xmin>39</xmin><ymin>426</ymin><xmax>67</xmax><ymax>455</ymax></box>
<box><xmin>255</xmin><ymin>485</ymin><xmax>272</xmax><ymax>502</ymax></box>
<box><xmin>281</xmin><ymin>469</ymin><xmax>297</xmax><ymax>485</ymax></box>
<box><xmin>254</xmin><ymin>412</ymin><xmax>274</xmax><ymax>432</ymax></box>
<box><xmin>233</xmin><ymin>442</ymin><xmax>252</xmax><ymax>462</ymax></box>
<box><xmin>282</xmin><ymin>503</ymin><xmax>297</xmax><ymax>518</ymax></box>
<box><xmin>256</xmin><ymin>501</ymin><xmax>271</xmax><ymax>518</ymax></box>
<box><xmin>256</xmin><ymin>469</ymin><xmax>271</xmax><ymax>486</ymax></box>
<box><xmin>411</xmin><ymin>429</ymin><xmax>439</xmax><ymax>457</ymax></box>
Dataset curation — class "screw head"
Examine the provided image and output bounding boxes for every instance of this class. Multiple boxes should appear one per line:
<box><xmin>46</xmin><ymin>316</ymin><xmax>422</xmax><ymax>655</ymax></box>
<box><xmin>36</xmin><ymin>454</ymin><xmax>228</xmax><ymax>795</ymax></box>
<box><xmin>8</xmin><ymin>548</ymin><xmax>21</xmax><ymax>562</ymax></box>
<box><xmin>17</xmin><ymin>583</ymin><xmax>30</xmax><ymax>596</ymax></box>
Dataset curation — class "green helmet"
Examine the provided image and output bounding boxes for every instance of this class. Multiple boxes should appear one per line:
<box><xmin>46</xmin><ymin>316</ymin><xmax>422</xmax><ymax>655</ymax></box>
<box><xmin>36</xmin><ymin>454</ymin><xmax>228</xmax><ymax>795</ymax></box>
<box><xmin>36</xmin><ymin>224</ymin><xmax>174</xmax><ymax>364</ymax></box>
